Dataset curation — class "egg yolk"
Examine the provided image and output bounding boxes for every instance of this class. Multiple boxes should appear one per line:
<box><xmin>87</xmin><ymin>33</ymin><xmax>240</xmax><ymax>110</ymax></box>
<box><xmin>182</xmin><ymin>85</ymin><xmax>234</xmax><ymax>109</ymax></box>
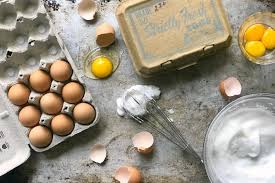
<box><xmin>262</xmin><ymin>28</ymin><xmax>275</xmax><ymax>49</ymax></box>
<box><xmin>244</xmin><ymin>24</ymin><xmax>266</xmax><ymax>42</ymax></box>
<box><xmin>245</xmin><ymin>41</ymin><xmax>266</xmax><ymax>57</ymax></box>
<box><xmin>91</xmin><ymin>56</ymin><xmax>113</xmax><ymax>79</ymax></box>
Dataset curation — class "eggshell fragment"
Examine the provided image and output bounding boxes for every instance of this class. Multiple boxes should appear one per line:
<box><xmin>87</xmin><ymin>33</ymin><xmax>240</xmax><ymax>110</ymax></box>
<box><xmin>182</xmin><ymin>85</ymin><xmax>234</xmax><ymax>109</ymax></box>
<box><xmin>132</xmin><ymin>131</ymin><xmax>154</xmax><ymax>154</ymax></box>
<box><xmin>114</xmin><ymin>166</ymin><xmax>142</xmax><ymax>183</ymax></box>
<box><xmin>96</xmin><ymin>23</ymin><xmax>115</xmax><ymax>47</ymax></box>
<box><xmin>40</xmin><ymin>93</ymin><xmax>63</xmax><ymax>115</ymax></box>
<box><xmin>219</xmin><ymin>77</ymin><xmax>242</xmax><ymax>98</ymax></box>
<box><xmin>8</xmin><ymin>83</ymin><xmax>30</xmax><ymax>106</ymax></box>
<box><xmin>90</xmin><ymin>144</ymin><xmax>107</xmax><ymax>164</ymax></box>
<box><xmin>78</xmin><ymin>0</ymin><xmax>97</xmax><ymax>21</ymax></box>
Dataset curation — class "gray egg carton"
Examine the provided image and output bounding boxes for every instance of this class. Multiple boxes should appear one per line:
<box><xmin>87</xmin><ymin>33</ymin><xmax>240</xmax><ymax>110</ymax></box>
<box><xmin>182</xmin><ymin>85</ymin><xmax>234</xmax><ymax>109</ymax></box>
<box><xmin>0</xmin><ymin>1</ymin><xmax>100</xmax><ymax>174</ymax></box>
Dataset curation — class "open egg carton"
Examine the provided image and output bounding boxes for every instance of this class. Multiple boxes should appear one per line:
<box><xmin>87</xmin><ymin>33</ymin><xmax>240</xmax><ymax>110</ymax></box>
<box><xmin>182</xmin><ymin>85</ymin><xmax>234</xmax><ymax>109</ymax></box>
<box><xmin>0</xmin><ymin>0</ymin><xmax>99</xmax><ymax>153</ymax></box>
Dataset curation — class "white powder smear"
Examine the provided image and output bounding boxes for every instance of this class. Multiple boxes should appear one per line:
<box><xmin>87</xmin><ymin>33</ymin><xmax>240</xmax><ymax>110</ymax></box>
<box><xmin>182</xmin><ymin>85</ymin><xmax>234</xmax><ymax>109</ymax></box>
<box><xmin>116</xmin><ymin>85</ymin><xmax>161</xmax><ymax>117</ymax></box>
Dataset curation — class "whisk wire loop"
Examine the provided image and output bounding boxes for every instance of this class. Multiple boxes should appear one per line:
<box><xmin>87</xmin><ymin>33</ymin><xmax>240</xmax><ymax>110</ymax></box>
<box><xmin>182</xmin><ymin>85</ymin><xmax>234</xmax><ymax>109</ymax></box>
<box><xmin>123</xmin><ymin>89</ymin><xmax>202</xmax><ymax>161</ymax></box>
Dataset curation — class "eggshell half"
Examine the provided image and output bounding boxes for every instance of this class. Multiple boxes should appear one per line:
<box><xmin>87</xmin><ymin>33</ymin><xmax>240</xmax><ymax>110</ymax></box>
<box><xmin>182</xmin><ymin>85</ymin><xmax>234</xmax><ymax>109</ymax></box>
<box><xmin>220</xmin><ymin>77</ymin><xmax>242</xmax><ymax>98</ymax></box>
<box><xmin>114</xmin><ymin>166</ymin><xmax>142</xmax><ymax>183</ymax></box>
<box><xmin>78</xmin><ymin>0</ymin><xmax>97</xmax><ymax>20</ymax></box>
<box><xmin>96</xmin><ymin>23</ymin><xmax>115</xmax><ymax>47</ymax></box>
<box><xmin>90</xmin><ymin>144</ymin><xmax>107</xmax><ymax>164</ymax></box>
<box><xmin>132</xmin><ymin>131</ymin><xmax>154</xmax><ymax>154</ymax></box>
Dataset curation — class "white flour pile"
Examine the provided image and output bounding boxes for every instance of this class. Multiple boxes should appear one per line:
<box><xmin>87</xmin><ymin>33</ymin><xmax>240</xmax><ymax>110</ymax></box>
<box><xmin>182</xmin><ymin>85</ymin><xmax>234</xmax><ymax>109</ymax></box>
<box><xmin>116</xmin><ymin>85</ymin><xmax>161</xmax><ymax>117</ymax></box>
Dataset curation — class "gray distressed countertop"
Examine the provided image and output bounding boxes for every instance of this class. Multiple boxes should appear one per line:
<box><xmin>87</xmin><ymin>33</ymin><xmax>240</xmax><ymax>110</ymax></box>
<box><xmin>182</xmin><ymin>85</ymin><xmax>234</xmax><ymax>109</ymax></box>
<box><xmin>1</xmin><ymin>0</ymin><xmax>274</xmax><ymax>182</ymax></box>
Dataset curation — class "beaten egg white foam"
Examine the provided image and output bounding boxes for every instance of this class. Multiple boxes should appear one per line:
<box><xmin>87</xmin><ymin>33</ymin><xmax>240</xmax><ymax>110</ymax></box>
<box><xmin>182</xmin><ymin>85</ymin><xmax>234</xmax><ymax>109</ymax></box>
<box><xmin>208</xmin><ymin>107</ymin><xmax>275</xmax><ymax>183</ymax></box>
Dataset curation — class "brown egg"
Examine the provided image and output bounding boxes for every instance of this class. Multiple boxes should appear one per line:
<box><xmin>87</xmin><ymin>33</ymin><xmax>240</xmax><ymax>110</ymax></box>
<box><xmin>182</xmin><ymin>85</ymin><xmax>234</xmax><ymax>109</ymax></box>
<box><xmin>62</xmin><ymin>82</ymin><xmax>84</xmax><ymax>104</ymax></box>
<box><xmin>51</xmin><ymin>114</ymin><xmax>74</xmax><ymax>136</ymax></box>
<box><xmin>8</xmin><ymin>83</ymin><xmax>30</xmax><ymax>106</ymax></box>
<box><xmin>29</xmin><ymin>126</ymin><xmax>52</xmax><ymax>148</ymax></box>
<box><xmin>96</xmin><ymin>23</ymin><xmax>115</xmax><ymax>47</ymax></box>
<box><xmin>73</xmin><ymin>103</ymin><xmax>96</xmax><ymax>125</ymax></box>
<box><xmin>29</xmin><ymin>70</ymin><xmax>52</xmax><ymax>92</ymax></box>
<box><xmin>50</xmin><ymin>60</ymin><xmax>73</xmax><ymax>82</ymax></box>
<box><xmin>18</xmin><ymin>106</ymin><xmax>41</xmax><ymax>127</ymax></box>
<box><xmin>40</xmin><ymin>93</ymin><xmax>63</xmax><ymax>115</ymax></box>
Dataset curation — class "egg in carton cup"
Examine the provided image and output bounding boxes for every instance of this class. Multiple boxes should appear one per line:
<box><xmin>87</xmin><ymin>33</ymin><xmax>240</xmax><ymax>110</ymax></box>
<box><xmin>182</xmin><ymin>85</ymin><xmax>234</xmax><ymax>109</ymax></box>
<box><xmin>0</xmin><ymin>0</ymin><xmax>100</xmax><ymax>176</ymax></box>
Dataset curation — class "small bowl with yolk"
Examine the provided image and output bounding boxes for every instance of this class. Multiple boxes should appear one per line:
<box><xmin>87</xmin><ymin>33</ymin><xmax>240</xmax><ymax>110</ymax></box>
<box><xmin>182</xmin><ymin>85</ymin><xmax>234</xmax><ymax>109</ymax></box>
<box><xmin>238</xmin><ymin>12</ymin><xmax>275</xmax><ymax>65</ymax></box>
<box><xmin>83</xmin><ymin>47</ymin><xmax>120</xmax><ymax>79</ymax></box>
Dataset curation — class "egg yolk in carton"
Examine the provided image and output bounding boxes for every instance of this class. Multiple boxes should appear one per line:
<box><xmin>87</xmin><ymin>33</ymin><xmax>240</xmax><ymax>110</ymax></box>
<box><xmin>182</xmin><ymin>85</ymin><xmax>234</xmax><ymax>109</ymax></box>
<box><xmin>5</xmin><ymin>60</ymin><xmax>97</xmax><ymax>148</ymax></box>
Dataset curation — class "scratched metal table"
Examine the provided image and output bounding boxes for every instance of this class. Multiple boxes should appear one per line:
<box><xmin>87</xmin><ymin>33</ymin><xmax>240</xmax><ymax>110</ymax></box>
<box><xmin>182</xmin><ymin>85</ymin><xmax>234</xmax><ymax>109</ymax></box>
<box><xmin>1</xmin><ymin>0</ymin><xmax>274</xmax><ymax>182</ymax></box>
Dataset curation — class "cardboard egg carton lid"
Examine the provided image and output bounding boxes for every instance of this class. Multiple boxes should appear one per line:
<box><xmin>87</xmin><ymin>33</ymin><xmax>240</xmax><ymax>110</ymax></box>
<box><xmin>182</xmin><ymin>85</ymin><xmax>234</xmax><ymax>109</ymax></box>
<box><xmin>116</xmin><ymin>0</ymin><xmax>232</xmax><ymax>77</ymax></box>
<box><xmin>0</xmin><ymin>0</ymin><xmax>100</xmax><ymax>176</ymax></box>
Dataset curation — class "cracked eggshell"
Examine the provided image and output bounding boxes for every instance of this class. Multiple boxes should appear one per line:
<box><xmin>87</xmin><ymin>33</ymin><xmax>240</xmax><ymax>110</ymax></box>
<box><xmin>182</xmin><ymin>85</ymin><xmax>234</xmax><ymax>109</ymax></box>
<box><xmin>96</xmin><ymin>23</ymin><xmax>115</xmax><ymax>47</ymax></box>
<box><xmin>132</xmin><ymin>131</ymin><xmax>154</xmax><ymax>154</ymax></box>
<box><xmin>220</xmin><ymin>77</ymin><xmax>242</xmax><ymax>98</ymax></box>
<box><xmin>114</xmin><ymin>166</ymin><xmax>142</xmax><ymax>183</ymax></box>
<box><xmin>78</xmin><ymin>0</ymin><xmax>97</xmax><ymax>21</ymax></box>
<box><xmin>90</xmin><ymin>144</ymin><xmax>107</xmax><ymax>164</ymax></box>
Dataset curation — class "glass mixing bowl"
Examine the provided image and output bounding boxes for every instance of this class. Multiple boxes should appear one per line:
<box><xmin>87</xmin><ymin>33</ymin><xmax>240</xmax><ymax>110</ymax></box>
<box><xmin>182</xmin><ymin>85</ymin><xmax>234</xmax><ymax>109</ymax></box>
<box><xmin>238</xmin><ymin>12</ymin><xmax>275</xmax><ymax>65</ymax></box>
<box><xmin>203</xmin><ymin>93</ymin><xmax>275</xmax><ymax>183</ymax></box>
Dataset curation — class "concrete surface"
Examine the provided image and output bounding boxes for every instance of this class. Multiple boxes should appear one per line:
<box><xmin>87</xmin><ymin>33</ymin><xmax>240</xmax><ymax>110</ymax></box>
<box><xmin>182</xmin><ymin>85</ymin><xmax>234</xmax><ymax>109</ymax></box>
<box><xmin>1</xmin><ymin>0</ymin><xmax>274</xmax><ymax>182</ymax></box>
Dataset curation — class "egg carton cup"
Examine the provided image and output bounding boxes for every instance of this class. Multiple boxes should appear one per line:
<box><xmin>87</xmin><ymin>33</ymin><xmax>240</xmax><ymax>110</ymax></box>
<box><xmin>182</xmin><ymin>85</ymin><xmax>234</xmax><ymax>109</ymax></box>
<box><xmin>28</xmin><ymin>91</ymin><xmax>43</xmax><ymax>106</ymax></box>
<box><xmin>0</xmin><ymin>0</ymin><xmax>100</xmax><ymax>160</ymax></box>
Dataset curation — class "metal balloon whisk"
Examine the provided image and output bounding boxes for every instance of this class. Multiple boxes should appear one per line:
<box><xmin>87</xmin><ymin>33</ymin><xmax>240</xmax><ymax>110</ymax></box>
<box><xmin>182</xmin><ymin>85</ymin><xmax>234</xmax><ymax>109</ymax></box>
<box><xmin>123</xmin><ymin>90</ymin><xmax>202</xmax><ymax>162</ymax></box>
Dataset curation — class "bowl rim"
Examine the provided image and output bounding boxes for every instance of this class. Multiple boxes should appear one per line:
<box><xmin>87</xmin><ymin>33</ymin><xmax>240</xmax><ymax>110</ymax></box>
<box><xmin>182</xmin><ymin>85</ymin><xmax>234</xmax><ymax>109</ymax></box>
<box><xmin>203</xmin><ymin>93</ymin><xmax>275</xmax><ymax>183</ymax></box>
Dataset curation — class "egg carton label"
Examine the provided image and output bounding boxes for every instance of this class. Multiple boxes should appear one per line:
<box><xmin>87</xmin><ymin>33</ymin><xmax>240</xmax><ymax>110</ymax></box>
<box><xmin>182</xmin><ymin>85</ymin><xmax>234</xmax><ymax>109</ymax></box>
<box><xmin>125</xmin><ymin>0</ymin><xmax>224</xmax><ymax>63</ymax></box>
